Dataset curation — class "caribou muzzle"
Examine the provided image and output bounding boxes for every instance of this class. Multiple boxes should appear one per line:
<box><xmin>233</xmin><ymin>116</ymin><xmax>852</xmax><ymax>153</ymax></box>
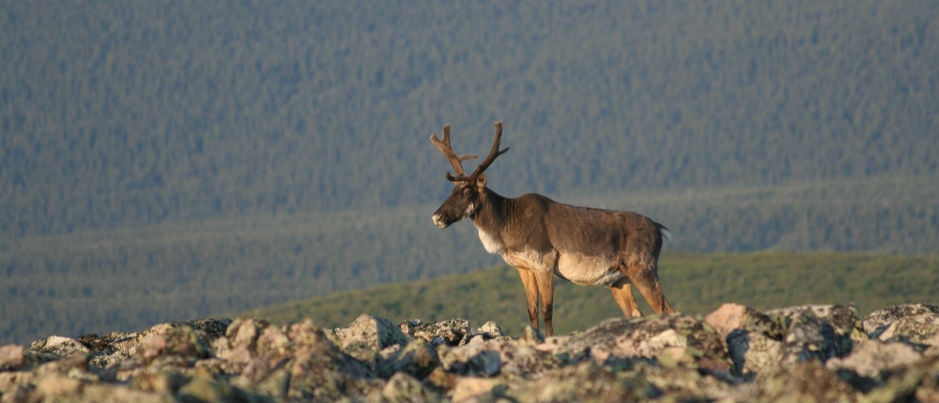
<box><xmin>431</xmin><ymin>213</ymin><xmax>450</xmax><ymax>228</ymax></box>
<box><xmin>431</xmin><ymin>202</ymin><xmax>465</xmax><ymax>228</ymax></box>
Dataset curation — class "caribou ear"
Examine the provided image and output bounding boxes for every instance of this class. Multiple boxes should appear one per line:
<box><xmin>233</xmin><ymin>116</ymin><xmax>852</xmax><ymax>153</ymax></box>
<box><xmin>475</xmin><ymin>174</ymin><xmax>487</xmax><ymax>190</ymax></box>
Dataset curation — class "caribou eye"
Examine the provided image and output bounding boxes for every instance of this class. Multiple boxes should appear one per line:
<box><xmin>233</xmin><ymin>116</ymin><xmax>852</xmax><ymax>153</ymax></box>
<box><xmin>462</xmin><ymin>187</ymin><xmax>472</xmax><ymax>197</ymax></box>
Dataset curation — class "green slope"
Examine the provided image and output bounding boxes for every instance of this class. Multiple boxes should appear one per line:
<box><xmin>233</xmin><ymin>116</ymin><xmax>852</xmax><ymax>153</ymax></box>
<box><xmin>242</xmin><ymin>252</ymin><xmax>939</xmax><ymax>336</ymax></box>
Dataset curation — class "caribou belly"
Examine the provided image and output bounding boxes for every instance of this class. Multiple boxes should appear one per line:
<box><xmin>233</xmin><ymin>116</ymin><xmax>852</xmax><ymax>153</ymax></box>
<box><xmin>555</xmin><ymin>252</ymin><xmax>624</xmax><ymax>286</ymax></box>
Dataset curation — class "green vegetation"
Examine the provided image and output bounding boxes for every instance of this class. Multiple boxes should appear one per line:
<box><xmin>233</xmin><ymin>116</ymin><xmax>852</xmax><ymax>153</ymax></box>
<box><xmin>0</xmin><ymin>2</ymin><xmax>936</xmax><ymax>345</ymax></box>
<box><xmin>244</xmin><ymin>252</ymin><xmax>939</xmax><ymax>336</ymax></box>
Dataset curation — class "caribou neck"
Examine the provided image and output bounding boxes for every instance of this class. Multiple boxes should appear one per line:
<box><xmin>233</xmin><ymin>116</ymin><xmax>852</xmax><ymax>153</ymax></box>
<box><xmin>470</xmin><ymin>188</ymin><xmax>513</xmax><ymax>253</ymax></box>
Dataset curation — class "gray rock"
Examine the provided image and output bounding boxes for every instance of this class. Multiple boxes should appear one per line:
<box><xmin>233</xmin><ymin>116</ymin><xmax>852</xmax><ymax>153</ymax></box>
<box><xmin>382</xmin><ymin>372</ymin><xmax>440</xmax><ymax>403</ymax></box>
<box><xmin>177</xmin><ymin>376</ymin><xmax>270</xmax><ymax>403</ymax></box>
<box><xmin>778</xmin><ymin>309</ymin><xmax>853</xmax><ymax>363</ymax></box>
<box><xmin>512</xmin><ymin>360</ymin><xmax>659</xmax><ymax>403</ymax></box>
<box><xmin>460</xmin><ymin>321</ymin><xmax>507</xmax><ymax>345</ymax></box>
<box><xmin>706</xmin><ymin>302</ymin><xmax>787</xmax><ymax>340</ymax></box>
<box><xmin>335</xmin><ymin>314</ymin><xmax>410</xmax><ymax>352</ymax></box>
<box><xmin>863</xmin><ymin>303</ymin><xmax>939</xmax><ymax>345</ymax></box>
<box><xmin>451</xmin><ymin>349</ymin><xmax>502</xmax><ymax>377</ymax></box>
<box><xmin>734</xmin><ymin>359</ymin><xmax>858</xmax><ymax>402</ymax></box>
<box><xmin>565</xmin><ymin>314</ymin><xmax>729</xmax><ymax>369</ymax></box>
<box><xmin>400</xmin><ymin>318</ymin><xmax>470</xmax><ymax>346</ymax></box>
<box><xmin>725</xmin><ymin>328</ymin><xmax>783</xmax><ymax>376</ymax></box>
<box><xmin>502</xmin><ymin>343</ymin><xmax>565</xmax><ymax>379</ymax></box>
<box><xmin>27</xmin><ymin>335</ymin><xmax>90</xmax><ymax>360</ymax></box>
<box><xmin>378</xmin><ymin>339</ymin><xmax>441</xmax><ymax>379</ymax></box>
<box><xmin>827</xmin><ymin>338</ymin><xmax>925</xmax><ymax>378</ymax></box>
<box><xmin>0</xmin><ymin>344</ymin><xmax>35</xmax><ymax>371</ymax></box>
<box><xmin>765</xmin><ymin>303</ymin><xmax>862</xmax><ymax>338</ymax></box>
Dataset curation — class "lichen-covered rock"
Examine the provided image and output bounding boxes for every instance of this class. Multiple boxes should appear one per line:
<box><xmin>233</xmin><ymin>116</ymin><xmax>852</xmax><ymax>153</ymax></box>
<box><xmin>177</xmin><ymin>376</ymin><xmax>272</xmax><ymax>403</ymax></box>
<box><xmin>511</xmin><ymin>360</ymin><xmax>659</xmax><ymax>403</ymax></box>
<box><xmin>335</xmin><ymin>314</ymin><xmax>410</xmax><ymax>352</ymax></box>
<box><xmin>23</xmin><ymin>372</ymin><xmax>172</xmax><ymax>403</ymax></box>
<box><xmin>736</xmin><ymin>359</ymin><xmax>858</xmax><ymax>402</ymax></box>
<box><xmin>766</xmin><ymin>303</ymin><xmax>862</xmax><ymax>339</ymax></box>
<box><xmin>723</xmin><ymin>329</ymin><xmax>779</xmax><ymax>377</ymax></box>
<box><xmin>378</xmin><ymin>339</ymin><xmax>441</xmax><ymax>379</ymax></box>
<box><xmin>382</xmin><ymin>372</ymin><xmax>440</xmax><ymax>403</ymax></box>
<box><xmin>827</xmin><ymin>338</ymin><xmax>925</xmax><ymax>379</ymax></box>
<box><xmin>27</xmin><ymin>335</ymin><xmax>91</xmax><ymax>360</ymax></box>
<box><xmin>779</xmin><ymin>309</ymin><xmax>853</xmax><ymax>363</ymax></box>
<box><xmin>590</xmin><ymin>315</ymin><xmax>729</xmax><ymax>368</ymax></box>
<box><xmin>400</xmin><ymin>318</ymin><xmax>471</xmax><ymax>346</ymax></box>
<box><xmin>0</xmin><ymin>344</ymin><xmax>46</xmax><ymax>372</ymax></box>
<box><xmin>863</xmin><ymin>303</ymin><xmax>939</xmax><ymax>345</ymax></box>
<box><xmin>137</xmin><ymin>324</ymin><xmax>213</xmax><ymax>362</ymax></box>
<box><xmin>706</xmin><ymin>303</ymin><xmax>787</xmax><ymax>340</ymax></box>
<box><xmin>447</xmin><ymin>376</ymin><xmax>505</xmax><ymax>403</ymax></box>
<box><xmin>461</xmin><ymin>321</ymin><xmax>507</xmax><ymax>345</ymax></box>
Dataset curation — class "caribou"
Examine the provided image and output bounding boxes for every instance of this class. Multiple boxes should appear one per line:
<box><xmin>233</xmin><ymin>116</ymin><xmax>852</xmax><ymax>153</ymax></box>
<box><xmin>430</xmin><ymin>121</ymin><xmax>675</xmax><ymax>336</ymax></box>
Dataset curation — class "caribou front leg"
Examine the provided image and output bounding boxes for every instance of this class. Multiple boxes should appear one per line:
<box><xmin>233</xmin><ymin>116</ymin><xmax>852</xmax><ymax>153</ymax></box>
<box><xmin>515</xmin><ymin>267</ymin><xmax>541</xmax><ymax>331</ymax></box>
<box><xmin>533</xmin><ymin>269</ymin><xmax>555</xmax><ymax>336</ymax></box>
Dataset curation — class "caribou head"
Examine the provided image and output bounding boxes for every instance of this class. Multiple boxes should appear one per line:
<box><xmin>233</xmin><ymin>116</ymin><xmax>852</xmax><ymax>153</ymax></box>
<box><xmin>430</xmin><ymin>121</ymin><xmax>508</xmax><ymax>228</ymax></box>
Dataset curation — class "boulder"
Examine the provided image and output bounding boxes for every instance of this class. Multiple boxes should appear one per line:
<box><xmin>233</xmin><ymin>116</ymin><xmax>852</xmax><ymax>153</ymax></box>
<box><xmin>377</xmin><ymin>339</ymin><xmax>441</xmax><ymax>379</ymax></box>
<box><xmin>334</xmin><ymin>314</ymin><xmax>410</xmax><ymax>351</ymax></box>
<box><xmin>400</xmin><ymin>318</ymin><xmax>471</xmax><ymax>346</ymax></box>
<box><xmin>382</xmin><ymin>372</ymin><xmax>440</xmax><ymax>403</ymax></box>
<box><xmin>511</xmin><ymin>360</ymin><xmax>659</xmax><ymax>403</ymax></box>
<box><xmin>725</xmin><ymin>329</ymin><xmax>783</xmax><ymax>376</ymax></box>
<box><xmin>779</xmin><ymin>309</ymin><xmax>853</xmax><ymax>363</ymax></box>
<box><xmin>706</xmin><ymin>302</ymin><xmax>787</xmax><ymax>340</ymax></box>
<box><xmin>27</xmin><ymin>335</ymin><xmax>90</xmax><ymax>360</ymax></box>
<box><xmin>0</xmin><ymin>345</ymin><xmax>35</xmax><ymax>372</ymax></box>
<box><xmin>734</xmin><ymin>359</ymin><xmax>858</xmax><ymax>402</ymax></box>
<box><xmin>863</xmin><ymin>303</ymin><xmax>939</xmax><ymax>345</ymax></box>
<box><xmin>765</xmin><ymin>304</ymin><xmax>862</xmax><ymax>338</ymax></box>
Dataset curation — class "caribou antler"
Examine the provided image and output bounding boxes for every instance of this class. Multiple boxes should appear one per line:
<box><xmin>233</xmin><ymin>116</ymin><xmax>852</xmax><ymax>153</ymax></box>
<box><xmin>431</xmin><ymin>121</ymin><xmax>510</xmax><ymax>182</ymax></box>
<box><xmin>464</xmin><ymin>121</ymin><xmax>509</xmax><ymax>181</ymax></box>
<box><xmin>430</xmin><ymin>124</ymin><xmax>478</xmax><ymax>181</ymax></box>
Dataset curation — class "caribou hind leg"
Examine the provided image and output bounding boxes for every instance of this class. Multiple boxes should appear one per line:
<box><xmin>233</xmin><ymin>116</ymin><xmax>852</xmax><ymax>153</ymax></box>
<box><xmin>624</xmin><ymin>254</ymin><xmax>675</xmax><ymax>315</ymax></box>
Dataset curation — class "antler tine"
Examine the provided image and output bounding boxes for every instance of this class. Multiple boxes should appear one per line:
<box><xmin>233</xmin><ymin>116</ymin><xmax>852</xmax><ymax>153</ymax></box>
<box><xmin>466</xmin><ymin>121</ymin><xmax>510</xmax><ymax>180</ymax></box>
<box><xmin>430</xmin><ymin>124</ymin><xmax>478</xmax><ymax>181</ymax></box>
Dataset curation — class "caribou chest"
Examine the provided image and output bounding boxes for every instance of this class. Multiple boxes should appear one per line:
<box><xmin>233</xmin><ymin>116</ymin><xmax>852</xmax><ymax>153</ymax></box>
<box><xmin>476</xmin><ymin>226</ymin><xmax>504</xmax><ymax>254</ymax></box>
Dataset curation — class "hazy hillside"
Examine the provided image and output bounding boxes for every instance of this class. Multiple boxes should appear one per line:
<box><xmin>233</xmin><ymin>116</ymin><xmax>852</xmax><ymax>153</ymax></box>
<box><xmin>1</xmin><ymin>1</ymin><xmax>936</xmax><ymax>345</ymax></box>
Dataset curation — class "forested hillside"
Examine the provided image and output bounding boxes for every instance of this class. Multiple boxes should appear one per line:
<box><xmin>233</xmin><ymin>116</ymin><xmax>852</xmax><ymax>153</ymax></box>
<box><xmin>1</xmin><ymin>1</ymin><xmax>936</xmax><ymax>344</ymax></box>
<box><xmin>2</xmin><ymin>1</ymin><xmax>935</xmax><ymax>236</ymax></box>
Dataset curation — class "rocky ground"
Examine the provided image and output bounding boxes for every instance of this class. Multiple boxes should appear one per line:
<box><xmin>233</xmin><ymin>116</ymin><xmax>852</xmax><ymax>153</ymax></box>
<box><xmin>1</xmin><ymin>303</ymin><xmax>937</xmax><ymax>402</ymax></box>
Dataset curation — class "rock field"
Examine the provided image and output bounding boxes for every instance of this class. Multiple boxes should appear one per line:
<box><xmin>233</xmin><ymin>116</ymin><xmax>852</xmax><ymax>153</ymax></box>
<box><xmin>1</xmin><ymin>303</ymin><xmax>937</xmax><ymax>402</ymax></box>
